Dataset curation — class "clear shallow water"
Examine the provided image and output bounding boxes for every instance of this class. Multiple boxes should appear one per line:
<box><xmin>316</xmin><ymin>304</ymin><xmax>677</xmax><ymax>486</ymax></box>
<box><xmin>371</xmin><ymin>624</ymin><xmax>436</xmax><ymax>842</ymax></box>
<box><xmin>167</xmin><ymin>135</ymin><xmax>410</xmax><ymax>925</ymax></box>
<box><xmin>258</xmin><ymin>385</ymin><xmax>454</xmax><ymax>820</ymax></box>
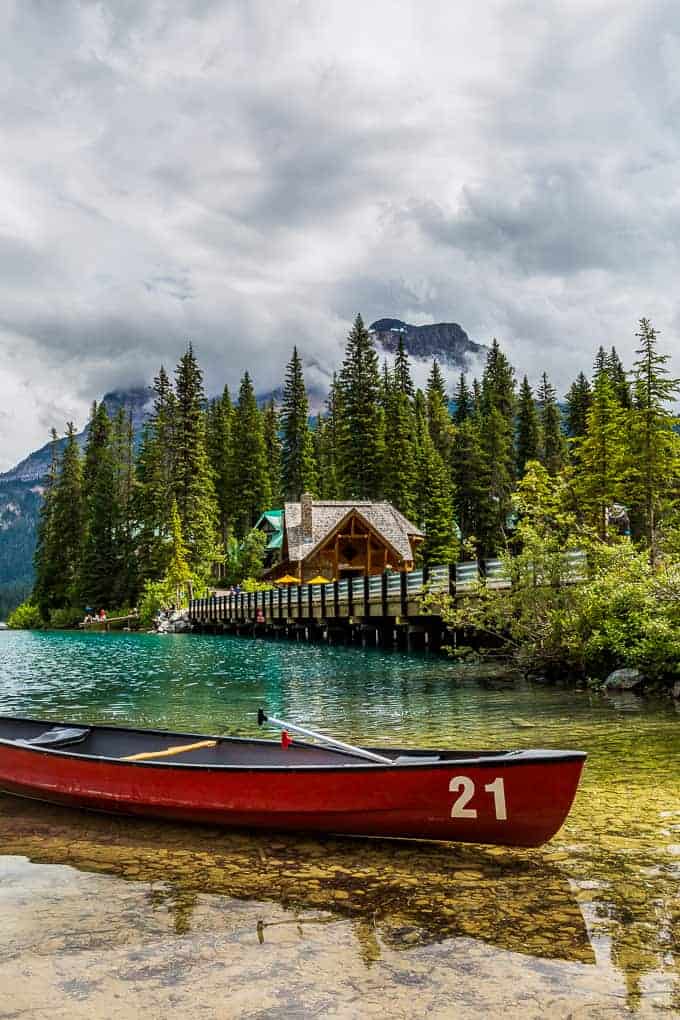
<box><xmin>0</xmin><ymin>630</ymin><xmax>677</xmax><ymax>1018</ymax></box>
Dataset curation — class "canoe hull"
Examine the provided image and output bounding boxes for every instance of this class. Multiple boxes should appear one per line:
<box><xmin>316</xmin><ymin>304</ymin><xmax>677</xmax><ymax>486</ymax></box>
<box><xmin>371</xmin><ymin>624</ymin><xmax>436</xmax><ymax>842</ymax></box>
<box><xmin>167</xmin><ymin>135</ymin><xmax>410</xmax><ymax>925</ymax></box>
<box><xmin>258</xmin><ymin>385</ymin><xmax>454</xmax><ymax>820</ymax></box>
<box><xmin>0</xmin><ymin>740</ymin><xmax>585</xmax><ymax>847</ymax></box>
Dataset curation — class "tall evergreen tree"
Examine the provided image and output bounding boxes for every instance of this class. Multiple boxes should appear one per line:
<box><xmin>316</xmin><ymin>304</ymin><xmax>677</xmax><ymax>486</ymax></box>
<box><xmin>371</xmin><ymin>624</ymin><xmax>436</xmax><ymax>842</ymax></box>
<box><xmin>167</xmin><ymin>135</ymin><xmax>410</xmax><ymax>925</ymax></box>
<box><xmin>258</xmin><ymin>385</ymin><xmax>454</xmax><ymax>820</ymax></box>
<box><xmin>80</xmin><ymin>403</ymin><xmax>120</xmax><ymax>607</ymax></box>
<box><xmin>481</xmin><ymin>338</ymin><xmax>516</xmax><ymax>423</ymax></box>
<box><xmin>393</xmin><ymin>338</ymin><xmax>415</xmax><ymax>398</ymax></box>
<box><xmin>480</xmin><ymin>407</ymin><xmax>514</xmax><ymax>554</ymax></box>
<box><xmin>337</xmin><ymin>314</ymin><xmax>384</xmax><ymax>498</ymax></box>
<box><xmin>573</xmin><ymin>371</ymin><xmax>628</xmax><ymax>539</ymax></box>
<box><xmin>628</xmin><ymin>319</ymin><xmax>680</xmax><ymax>560</ymax></box>
<box><xmin>565</xmin><ymin>372</ymin><xmax>592</xmax><ymax>439</ymax></box>
<box><xmin>173</xmin><ymin>345</ymin><xmax>219</xmax><ymax>572</ymax></box>
<box><xmin>537</xmin><ymin>372</ymin><xmax>566</xmax><ymax>475</ymax></box>
<box><xmin>111</xmin><ymin>407</ymin><xmax>137</xmax><ymax>603</ymax></box>
<box><xmin>263</xmin><ymin>398</ymin><xmax>283</xmax><ymax>507</ymax></box>
<box><xmin>516</xmin><ymin>376</ymin><xmax>541</xmax><ymax>476</ymax></box>
<box><xmin>316</xmin><ymin>374</ymin><xmax>341</xmax><ymax>499</ymax></box>
<box><xmin>281</xmin><ymin>347</ymin><xmax>317</xmax><ymax>499</ymax></box>
<box><xmin>416</xmin><ymin>418</ymin><xmax>458</xmax><ymax>567</ymax></box>
<box><xmin>451</xmin><ymin>418</ymin><xmax>488</xmax><ymax>553</ymax></box>
<box><xmin>383</xmin><ymin>372</ymin><xmax>417</xmax><ymax>519</ymax></box>
<box><xmin>36</xmin><ymin>425</ymin><xmax>84</xmax><ymax>612</ymax></box>
<box><xmin>206</xmin><ymin>386</ymin><xmax>234</xmax><ymax>544</ymax></box>
<box><xmin>230</xmin><ymin>372</ymin><xmax>272</xmax><ymax>536</ymax></box>
<box><xmin>135</xmin><ymin>367</ymin><xmax>178</xmax><ymax>582</ymax></box>
<box><xmin>33</xmin><ymin>429</ymin><xmax>60</xmax><ymax>618</ymax></box>
<box><xmin>607</xmin><ymin>347</ymin><xmax>631</xmax><ymax>408</ymax></box>
<box><xmin>426</xmin><ymin>360</ymin><xmax>454</xmax><ymax>461</ymax></box>
<box><xmin>453</xmin><ymin>373</ymin><xmax>472</xmax><ymax>424</ymax></box>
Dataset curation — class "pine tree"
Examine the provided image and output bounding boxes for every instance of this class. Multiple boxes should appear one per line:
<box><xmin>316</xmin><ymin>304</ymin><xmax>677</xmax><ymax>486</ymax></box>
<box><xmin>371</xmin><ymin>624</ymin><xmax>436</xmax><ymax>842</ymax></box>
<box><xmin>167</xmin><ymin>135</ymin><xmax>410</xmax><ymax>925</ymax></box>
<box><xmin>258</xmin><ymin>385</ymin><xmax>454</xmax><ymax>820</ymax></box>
<box><xmin>165</xmin><ymin>499</ymin><xmax>192</xmax><ymax>598</ymax></box>
<box><xmin>394</xmin><ymin>338</ymin><xmax>415</xmax><ymax>398</ymax></box>
<box><xmin>173</xmin><ymin>345</ymin><xmax>219</xmax><ymax>573</ymax></box>
<box><xmin>316</xmin><ymin>375</ymin><xmax>341</xmax><ymax>498</ymax></box>
<box><xmin>481</xmin><ymin>338</ymin><xmax>516</xmax><ymax>423</ymax></box>
<box><xmin>516</xmin><ymin>376</ymin><xmax>541</xmax><ymax>476</ymax></box>
<box><xmin>135</xmin><ymin>367</ymin><xmax>178</xmax><ymax>582</ymax></box>
<box><xmin>263</xmin><ymin>398</ymin><xmax>283</xmax><ymax>507</ymax></box>
<box><xmin>416</xmin><ymin>413</ymin><xmax>457</xmax><ymax>567</ymax></box>
<box><xmin>451</xmin><ymin>418</ymin><xmax>488</xmax><ymax>553</ymax></box>
<box><xmin>111</xmin><ymin>407</ymin><xmax>137</xmax><ymax>603</ymax></box>
<box><xmin>537</xmin><ymin>372</ymin><xmax>566</xmax><ymax>475</ymax></box>
<box><xmin>337</xmin><ymin>314</ymin><xmax>384</xmax><ymax>498</ymax></box>
<box><xmin>281</xmin><ymin>347</ymin><xmax>317</xmax><ymax>499</ymax></box>
<box><xmin>383</xmin><ymin>372</ymin><xmax>417</xmax><ymax>519</ymax></box>
<box><xmin>565</xmin><ymin>372</ymin><xmax>592</xmax><ymax>439</ymax></box>
<box><xmin>628</xmin><ymin>318</ymin><xmax>680</xmax><ymax>560</ymax></box>
<box><xmin>33</xmin><ymin>429</ymin><xmax>59</xmax><ymax>618</ymax></box>
<box><xmin>480</xmin><ymin>407</ymin><xmax>514</xmax><ymax>554</ymax></box>
<box><xmin>80</xmin><ymin>403</ymin><xmax>119</xmax><ymax>607</ymax></box>
<box><xmin>35</xmin><ymin>426</ymin><xmax>84</xmax><ymax>612</ymax></box>
<box><xmin>206</xmin><ymin>386</ymin><xmax>234</xmax><ymax>544</ymax></box>
<box><xmin>453</xmin><ymin>373</ymin><xmax>472</xmax><ymax>424</ymax></box>
<box><xmin>573</xmin><ymin>371</ymin><xmax>628</xmax><ymax>539</ymax></box>
<box><xmin>231</xmin><ymin>372</ymin><xmax>272</xmax><ymax>535</ymax></box>
<box><xmin>607</xmin><ymin>347</ymin><xmax>631</xmax><ymax>408</ymax></box>
<box><xmin>426</xmin><ymin>360</ymin><xmax>454</xmax><ymax>461</ymax></box>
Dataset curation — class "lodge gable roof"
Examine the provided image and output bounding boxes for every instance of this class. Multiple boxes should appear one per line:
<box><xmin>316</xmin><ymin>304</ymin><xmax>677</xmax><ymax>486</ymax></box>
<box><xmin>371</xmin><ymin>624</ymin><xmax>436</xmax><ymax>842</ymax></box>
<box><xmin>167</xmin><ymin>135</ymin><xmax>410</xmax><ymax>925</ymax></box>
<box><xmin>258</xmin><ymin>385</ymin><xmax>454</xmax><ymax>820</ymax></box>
<box><xmin>284</xmin><ymin>500</ymin><xmax>424</xmax><ymax>563</ymax></box>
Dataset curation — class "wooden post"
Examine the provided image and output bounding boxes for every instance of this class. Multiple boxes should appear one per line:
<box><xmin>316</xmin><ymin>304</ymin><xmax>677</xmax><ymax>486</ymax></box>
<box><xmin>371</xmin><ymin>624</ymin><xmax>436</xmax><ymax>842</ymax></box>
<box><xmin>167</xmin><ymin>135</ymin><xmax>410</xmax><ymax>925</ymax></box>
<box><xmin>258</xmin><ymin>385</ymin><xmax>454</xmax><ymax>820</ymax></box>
<box><xmin>400</xmin><ymin>571</ymin><xmax>408</xmax><ymax>617</ymax></box>
<box><xmin>364</xmin><ymin>574</ymin><xmax>370</xmax><ymax>617</ymax></box>
<box><xmin>333</xmin><ymin>578</ymin><xmax>339</xmax><ymax>617</ymax></box>
<box><xmin>382</xmin><ymin>570</ymin><xmax>388</xmax><ymax>617</ymax></box>
<box><xmin>348</xmin><ymin>574</ymin><xmax>353</xmax><ymax>617</ymax></box>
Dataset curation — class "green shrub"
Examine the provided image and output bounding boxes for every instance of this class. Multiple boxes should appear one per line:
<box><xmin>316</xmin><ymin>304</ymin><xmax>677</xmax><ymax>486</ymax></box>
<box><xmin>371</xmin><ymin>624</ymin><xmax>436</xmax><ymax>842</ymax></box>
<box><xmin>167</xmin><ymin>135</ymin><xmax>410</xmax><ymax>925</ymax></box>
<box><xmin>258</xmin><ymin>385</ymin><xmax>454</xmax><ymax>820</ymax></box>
<box><xmin>49</xmin><ymin>606</ymin><xmax>86</xmax><ymax>629</ymax></box>
<box><xmin>241</xmin><ymin>578</ymin><xmax>274</xmax><ymax>592</ymax></box>
<box><xmin>7</xmin><ymin>601</ymin><xmax>43</xmax><ymax>629</ymax></box>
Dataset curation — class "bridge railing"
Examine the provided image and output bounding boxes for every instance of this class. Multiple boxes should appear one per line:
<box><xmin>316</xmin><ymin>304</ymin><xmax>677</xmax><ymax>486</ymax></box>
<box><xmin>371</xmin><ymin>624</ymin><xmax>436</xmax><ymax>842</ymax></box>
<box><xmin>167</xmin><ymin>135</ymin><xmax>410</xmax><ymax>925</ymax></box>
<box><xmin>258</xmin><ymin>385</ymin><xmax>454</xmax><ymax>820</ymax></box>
<box><xmin>189</xmin><ymin>550</ymin><xmax>589</xmax><ymax>621</ymax></box>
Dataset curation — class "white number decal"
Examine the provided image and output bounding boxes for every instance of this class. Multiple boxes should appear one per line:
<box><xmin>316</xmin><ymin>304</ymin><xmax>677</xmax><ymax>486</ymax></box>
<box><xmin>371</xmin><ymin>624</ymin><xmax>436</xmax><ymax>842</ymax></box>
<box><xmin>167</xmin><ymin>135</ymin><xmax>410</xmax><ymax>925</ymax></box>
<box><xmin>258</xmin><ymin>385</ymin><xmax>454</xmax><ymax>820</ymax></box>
<box><xmin>484</xmin><ymin>777</ymin><xmax>507</xmax><ymax>820</ymax></box>
<box><xmin>449</xmin><ymin>776</ymin><xmax>477</xmax><ymax>818</ymax></box>
<box><xmin>449</xmin><ymin>776</ymin><xmax>508</xmax><ymax>821</ymax></box>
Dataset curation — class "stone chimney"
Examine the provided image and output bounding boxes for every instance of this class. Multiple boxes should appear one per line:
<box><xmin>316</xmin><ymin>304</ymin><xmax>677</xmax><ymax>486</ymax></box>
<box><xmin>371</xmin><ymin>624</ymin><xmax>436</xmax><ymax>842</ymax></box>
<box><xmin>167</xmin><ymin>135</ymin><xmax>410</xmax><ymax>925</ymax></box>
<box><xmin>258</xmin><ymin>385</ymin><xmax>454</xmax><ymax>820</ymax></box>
<box><xmin>301</xmin><ymin>492</ymin><xmax>313</xmax><ymax>541</ymax></box>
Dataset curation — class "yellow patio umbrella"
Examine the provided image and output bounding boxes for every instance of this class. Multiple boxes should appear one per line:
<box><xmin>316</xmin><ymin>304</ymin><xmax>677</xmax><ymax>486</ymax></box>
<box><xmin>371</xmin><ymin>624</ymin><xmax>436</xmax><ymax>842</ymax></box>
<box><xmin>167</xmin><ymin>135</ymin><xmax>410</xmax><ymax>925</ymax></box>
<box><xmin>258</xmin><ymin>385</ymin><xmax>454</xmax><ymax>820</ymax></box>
<box><xmin>275</xmin><ymin>574</ymin><xmax>301</xmax><ymax>584</ymax></box>
<box><xmin>307</xmin><ymin>574</ymin><xmax>330</xmax><ymax>585</ymax></box>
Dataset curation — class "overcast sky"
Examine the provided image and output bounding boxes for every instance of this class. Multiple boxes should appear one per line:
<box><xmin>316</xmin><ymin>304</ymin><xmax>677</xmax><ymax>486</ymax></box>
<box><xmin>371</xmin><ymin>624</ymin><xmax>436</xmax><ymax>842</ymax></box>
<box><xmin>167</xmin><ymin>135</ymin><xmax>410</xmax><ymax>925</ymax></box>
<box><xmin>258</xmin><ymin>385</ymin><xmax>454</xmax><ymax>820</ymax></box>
<box><xmin>1</xmin><ymin>0</ymin><xmax>678</xmax><ymax>468</ymax></box>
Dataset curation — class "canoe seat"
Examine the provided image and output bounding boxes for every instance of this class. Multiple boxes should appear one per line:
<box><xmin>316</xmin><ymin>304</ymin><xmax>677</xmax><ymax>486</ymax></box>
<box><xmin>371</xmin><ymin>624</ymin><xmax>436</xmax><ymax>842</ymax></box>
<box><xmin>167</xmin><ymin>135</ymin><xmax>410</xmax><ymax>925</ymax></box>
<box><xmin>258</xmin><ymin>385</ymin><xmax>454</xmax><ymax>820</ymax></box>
<box><xmin>17</xmin><ymin>726</ymin><xmax>91</xmax><ymax>749</ymax></box>
<box><xmin>394</xmin><ymin>755</ymin><xmax>441</xmax><ymax>765</ymax></box>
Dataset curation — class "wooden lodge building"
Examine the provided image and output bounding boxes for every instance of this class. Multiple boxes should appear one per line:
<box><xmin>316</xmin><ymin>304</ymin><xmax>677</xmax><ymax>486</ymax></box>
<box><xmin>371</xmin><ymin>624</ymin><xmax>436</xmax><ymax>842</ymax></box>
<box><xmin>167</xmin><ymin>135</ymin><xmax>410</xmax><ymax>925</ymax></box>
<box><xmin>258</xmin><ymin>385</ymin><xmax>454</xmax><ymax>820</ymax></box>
<box><xmin>263</xmin><ymin>493</ymin><xmax>424</xmax><ymax>583</ymax></box>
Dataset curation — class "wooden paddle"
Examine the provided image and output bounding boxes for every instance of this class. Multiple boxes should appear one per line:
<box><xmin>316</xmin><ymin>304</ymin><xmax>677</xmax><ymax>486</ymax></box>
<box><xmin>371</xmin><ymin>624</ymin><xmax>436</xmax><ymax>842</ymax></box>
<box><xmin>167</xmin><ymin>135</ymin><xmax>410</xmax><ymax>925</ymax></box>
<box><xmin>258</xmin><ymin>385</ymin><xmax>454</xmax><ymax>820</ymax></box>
<box><xmin>257</xmin><ymin>708</ymin><xmax>392</xmax><ymax>765</ymax></box>
<box><xmin>122</xmin><ymin>739</ymin><xmax>218</xmax><ymax>761</ymax></box>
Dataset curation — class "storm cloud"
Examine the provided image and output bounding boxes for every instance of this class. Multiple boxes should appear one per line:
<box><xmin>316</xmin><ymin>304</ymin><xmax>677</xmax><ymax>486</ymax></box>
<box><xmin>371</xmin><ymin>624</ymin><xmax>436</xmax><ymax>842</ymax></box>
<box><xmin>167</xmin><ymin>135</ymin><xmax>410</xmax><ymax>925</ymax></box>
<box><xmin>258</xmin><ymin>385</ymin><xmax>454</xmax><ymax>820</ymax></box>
<box><xmin>0</xmin><ymin>0</ymin><xmax>679</xmax><ymax>466</ymax></box>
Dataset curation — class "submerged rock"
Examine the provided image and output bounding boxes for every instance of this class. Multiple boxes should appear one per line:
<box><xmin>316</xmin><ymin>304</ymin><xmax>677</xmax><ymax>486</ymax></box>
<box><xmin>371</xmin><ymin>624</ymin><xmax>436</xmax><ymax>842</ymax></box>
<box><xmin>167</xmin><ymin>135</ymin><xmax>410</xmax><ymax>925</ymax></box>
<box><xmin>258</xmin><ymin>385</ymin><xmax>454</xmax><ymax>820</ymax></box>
<box><xmin>604</xmin><ymin>668</ymin><xmax>643</xmax><ymax>691</ymax></box>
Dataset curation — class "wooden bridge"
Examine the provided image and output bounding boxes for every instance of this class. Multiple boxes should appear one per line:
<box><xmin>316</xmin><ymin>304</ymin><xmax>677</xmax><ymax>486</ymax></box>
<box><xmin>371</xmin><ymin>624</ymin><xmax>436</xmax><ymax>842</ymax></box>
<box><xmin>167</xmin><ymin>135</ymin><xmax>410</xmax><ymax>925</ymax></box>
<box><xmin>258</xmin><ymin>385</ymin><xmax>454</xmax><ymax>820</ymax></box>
<box><xmin>80</xmin><ymin>613</ymin><xmax>140</xmax><ymax>632</ymax></box>
<box><xmin>188</xmin><ymin>553</ymin><xmax>586</xmax><ymax>651</ymax></box>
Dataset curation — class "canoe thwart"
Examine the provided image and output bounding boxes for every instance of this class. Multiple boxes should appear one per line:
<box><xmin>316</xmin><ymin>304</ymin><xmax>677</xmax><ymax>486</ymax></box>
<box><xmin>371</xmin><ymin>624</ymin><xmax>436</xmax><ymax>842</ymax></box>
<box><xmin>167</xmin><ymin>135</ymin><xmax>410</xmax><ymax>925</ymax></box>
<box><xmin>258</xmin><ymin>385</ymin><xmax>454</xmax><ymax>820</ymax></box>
<box><xmin>122</xmin><ymin>739</ymin><xmax>218</xmax><ymax>761</ymax></box>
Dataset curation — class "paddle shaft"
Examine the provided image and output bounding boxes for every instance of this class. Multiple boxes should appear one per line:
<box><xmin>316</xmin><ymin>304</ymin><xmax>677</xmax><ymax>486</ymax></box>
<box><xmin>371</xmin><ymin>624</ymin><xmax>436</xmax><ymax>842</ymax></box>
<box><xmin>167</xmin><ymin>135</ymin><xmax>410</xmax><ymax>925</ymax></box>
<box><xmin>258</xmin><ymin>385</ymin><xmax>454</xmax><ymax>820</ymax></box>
<box><xmin>258</xmin><ymin>711</ymin><xmax>392</xmax><ymax>765</ymax></box>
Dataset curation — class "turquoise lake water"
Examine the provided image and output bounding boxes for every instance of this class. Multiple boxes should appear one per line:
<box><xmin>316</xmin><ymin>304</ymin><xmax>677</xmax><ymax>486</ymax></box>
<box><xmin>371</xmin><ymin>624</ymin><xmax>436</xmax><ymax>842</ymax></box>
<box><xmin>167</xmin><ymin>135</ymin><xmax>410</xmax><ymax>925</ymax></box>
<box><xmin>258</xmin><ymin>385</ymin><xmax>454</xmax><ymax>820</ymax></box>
<box><xmin>0</xmin><ymin>630</ymin><xmax>677</xmax><ymax>1018</ymax></box>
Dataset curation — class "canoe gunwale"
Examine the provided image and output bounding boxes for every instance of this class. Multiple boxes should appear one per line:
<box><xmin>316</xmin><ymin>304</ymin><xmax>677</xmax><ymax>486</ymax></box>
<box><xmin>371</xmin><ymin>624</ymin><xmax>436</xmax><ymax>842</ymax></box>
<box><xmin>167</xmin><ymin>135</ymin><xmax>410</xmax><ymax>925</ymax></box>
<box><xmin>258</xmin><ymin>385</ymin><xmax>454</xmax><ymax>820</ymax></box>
<box><xmin>0</xmin><ymin>714</ymin><xmax>587</xmax><ymax>773</ymax></box>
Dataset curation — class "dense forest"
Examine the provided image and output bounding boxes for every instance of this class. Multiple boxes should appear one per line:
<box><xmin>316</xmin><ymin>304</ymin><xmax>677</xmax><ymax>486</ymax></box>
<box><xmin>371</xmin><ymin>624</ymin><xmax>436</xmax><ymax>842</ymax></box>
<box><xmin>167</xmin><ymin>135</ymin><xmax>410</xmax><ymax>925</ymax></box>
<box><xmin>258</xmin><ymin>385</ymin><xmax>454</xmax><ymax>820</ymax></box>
<box><xmin>10</xmin><ymin>315</ymin><xmax>680</xmax><ymax>685</ymax></box>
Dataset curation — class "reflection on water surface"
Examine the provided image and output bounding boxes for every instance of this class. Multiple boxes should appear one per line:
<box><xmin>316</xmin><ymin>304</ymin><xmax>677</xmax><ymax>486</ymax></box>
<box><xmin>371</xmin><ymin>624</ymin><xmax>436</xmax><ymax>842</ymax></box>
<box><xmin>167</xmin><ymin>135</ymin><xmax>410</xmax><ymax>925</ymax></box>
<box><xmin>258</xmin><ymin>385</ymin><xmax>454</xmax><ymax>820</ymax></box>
<box><xmin>0</xmin><ymin>630</ymin><xmax>677</xmax><ymax>1018</ymax></box>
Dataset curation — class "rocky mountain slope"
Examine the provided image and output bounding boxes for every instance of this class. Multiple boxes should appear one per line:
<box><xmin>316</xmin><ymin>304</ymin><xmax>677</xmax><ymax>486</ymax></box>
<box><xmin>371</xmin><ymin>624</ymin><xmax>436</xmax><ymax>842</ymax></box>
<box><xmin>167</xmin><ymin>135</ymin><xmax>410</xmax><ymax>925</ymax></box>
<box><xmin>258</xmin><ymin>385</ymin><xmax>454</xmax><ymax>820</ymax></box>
<box><xmin>369</xmin><ymin>319</ymin><xmax>485</xmax><ymax>369</ymax></box>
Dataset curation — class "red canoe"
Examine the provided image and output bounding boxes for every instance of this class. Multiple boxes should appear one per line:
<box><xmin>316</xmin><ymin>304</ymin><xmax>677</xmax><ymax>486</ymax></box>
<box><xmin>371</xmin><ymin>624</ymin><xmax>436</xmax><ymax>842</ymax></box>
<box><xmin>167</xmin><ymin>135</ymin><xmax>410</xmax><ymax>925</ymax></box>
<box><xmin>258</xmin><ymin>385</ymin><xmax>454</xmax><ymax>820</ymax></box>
<box><xmin>0</xmin><ymin>716</ymin><xmax>586</xmax><ymax>847</ymax></box>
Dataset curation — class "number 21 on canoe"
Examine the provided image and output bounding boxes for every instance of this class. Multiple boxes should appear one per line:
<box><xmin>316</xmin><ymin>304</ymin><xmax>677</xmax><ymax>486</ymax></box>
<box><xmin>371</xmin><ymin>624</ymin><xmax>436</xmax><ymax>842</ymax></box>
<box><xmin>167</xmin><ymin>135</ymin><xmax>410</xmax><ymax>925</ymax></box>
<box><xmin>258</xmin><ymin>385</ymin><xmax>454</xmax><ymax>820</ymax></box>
<box><xmin>450</xmin><ymin>776</ymin><xmax>507</xmax><ymax>821</ymax></box>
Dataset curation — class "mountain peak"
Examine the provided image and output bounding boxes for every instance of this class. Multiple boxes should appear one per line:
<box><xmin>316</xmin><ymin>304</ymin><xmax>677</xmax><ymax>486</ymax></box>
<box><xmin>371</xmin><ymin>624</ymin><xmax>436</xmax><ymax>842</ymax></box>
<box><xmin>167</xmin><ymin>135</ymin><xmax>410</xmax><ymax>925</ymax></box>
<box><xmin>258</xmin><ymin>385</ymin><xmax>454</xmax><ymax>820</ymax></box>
<box><xmin>369</xmin><ymin>318</ymin><xmax>486</xmax><ymax>369</ymax></box>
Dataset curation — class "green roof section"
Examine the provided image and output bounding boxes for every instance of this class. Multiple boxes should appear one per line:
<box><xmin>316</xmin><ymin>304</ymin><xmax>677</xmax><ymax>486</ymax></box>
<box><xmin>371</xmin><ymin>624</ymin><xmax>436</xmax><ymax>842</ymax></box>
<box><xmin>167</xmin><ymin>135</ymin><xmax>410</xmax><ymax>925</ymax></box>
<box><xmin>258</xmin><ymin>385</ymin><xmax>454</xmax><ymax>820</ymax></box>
<box><xmin>254</xmin><ymin>509</ymin><xmax>284</xmax><ymax>551</ymax></box>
